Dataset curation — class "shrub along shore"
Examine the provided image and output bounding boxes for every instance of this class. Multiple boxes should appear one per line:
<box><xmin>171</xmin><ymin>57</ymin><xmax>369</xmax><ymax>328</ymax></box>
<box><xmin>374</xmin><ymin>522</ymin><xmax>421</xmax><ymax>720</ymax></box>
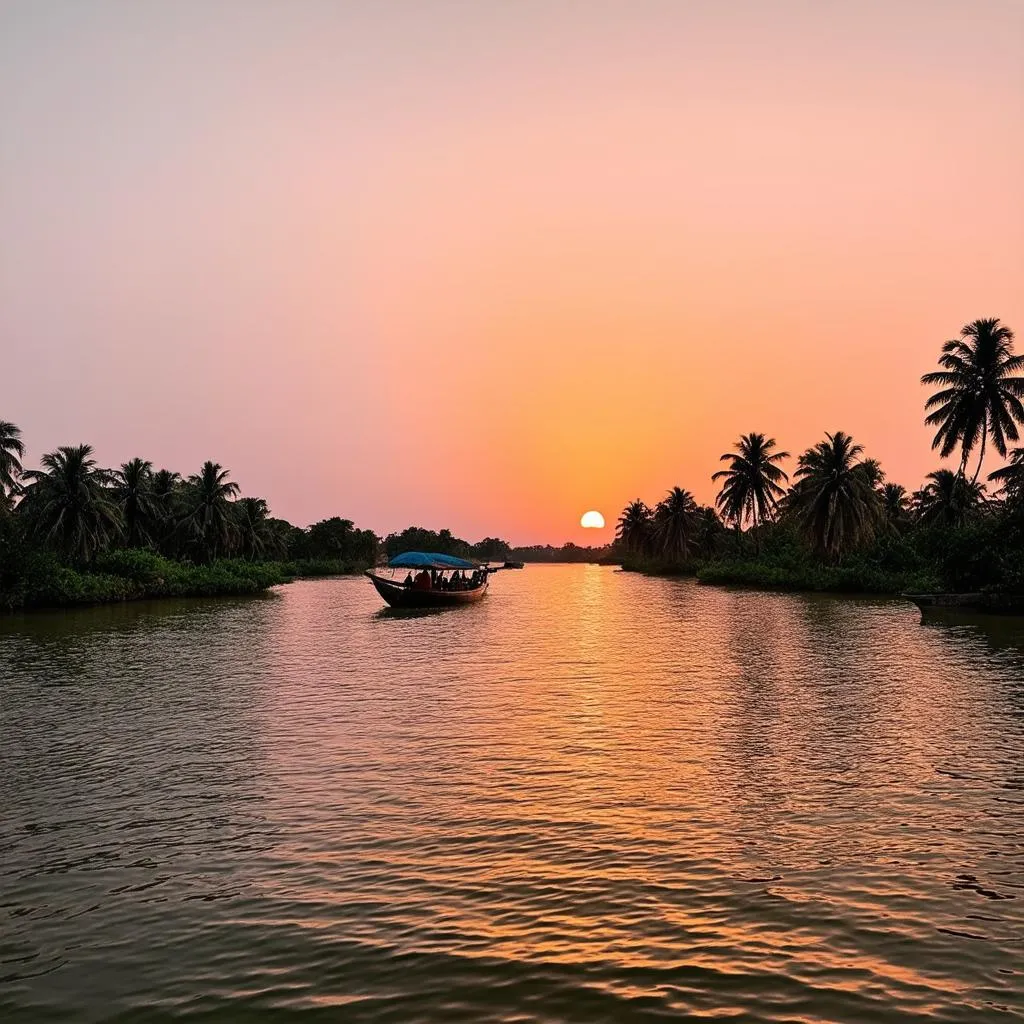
<box><xmin>0</xmin><ymin>547</ymin><xmax>370</xmax><ymax>613</ymax></box>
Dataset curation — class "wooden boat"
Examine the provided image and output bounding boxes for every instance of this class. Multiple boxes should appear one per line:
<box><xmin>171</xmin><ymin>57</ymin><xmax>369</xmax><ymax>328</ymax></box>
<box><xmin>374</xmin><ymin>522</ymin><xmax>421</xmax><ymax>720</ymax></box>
<box><xmin>366</xmin><ymin>570</ymin><xmax>488</xmax><ymax>609</ymax></box>
<box><xmin>366</xmin><ymin>551</ymin><xmax>519</xmax><ymax>609</ymax></box>
<box><xmin>904</xmin><ymin>592</ymin><xmax>1024</xmax><ymax>616</ymax></box>
<box><xmin>903</xmin><ymin>592</ymin><xmax>984</xmax><ymax>612</ymax></box>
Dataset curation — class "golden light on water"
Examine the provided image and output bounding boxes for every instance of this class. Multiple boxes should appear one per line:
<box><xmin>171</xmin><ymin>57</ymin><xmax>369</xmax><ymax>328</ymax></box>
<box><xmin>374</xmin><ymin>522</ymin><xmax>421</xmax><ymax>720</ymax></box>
<box><xmin>580</xmin><ymin>511</ymin><xmax>605</xmax><ymax>529</ymax></box>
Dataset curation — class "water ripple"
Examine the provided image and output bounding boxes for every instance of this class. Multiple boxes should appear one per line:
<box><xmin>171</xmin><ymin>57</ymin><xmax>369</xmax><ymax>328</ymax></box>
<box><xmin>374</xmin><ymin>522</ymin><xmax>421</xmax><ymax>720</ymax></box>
<box><xmin>2</xmin><ymin>568</ymin><xmax>1023</xmax><ymax>1021</ymax></box>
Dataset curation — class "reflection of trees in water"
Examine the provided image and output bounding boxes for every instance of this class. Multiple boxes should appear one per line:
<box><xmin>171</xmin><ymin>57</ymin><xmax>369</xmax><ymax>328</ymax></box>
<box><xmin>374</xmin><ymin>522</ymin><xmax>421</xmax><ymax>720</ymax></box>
<box><xmin>0</xmin><ymin>595</ymin><xmax>283</xmax><ymax>1012</ymax></box>
<box><xmin>0</xmin><ymin>594</ymin><xmax>280</xmax><ymax>683</ymax></box>
<box><xmin>716</xmin><ymin>593</ymin><xmax>920</xmax><ymax>866</ymax></box>
<box><xmin>714</xmin><ymin>589</ymin><xmax>1024</xmax><ymax>876</ymax></box>
<box><xmin>1</xmin><ymin>594</ymin><xmax>278</xmax><ymax>840</ymax></box>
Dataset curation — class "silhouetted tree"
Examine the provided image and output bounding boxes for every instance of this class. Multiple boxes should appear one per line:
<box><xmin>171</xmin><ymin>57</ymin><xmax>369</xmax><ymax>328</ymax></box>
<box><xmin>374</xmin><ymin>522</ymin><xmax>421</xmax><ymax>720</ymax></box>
<box><xmin>922</xmin><ymin>318</ymin><xmax>1024</xmax><ymax>482</ymax></box>
<box><xmin>652</xmin><ymin>486</ymin><xmax>699</xmax><ymax>562</ymax></box>
<box><xmin>912</xmin><ymin>469</ymin><xmax>984</xmax><ymax>528</ymax></box>
<box><xmin>881</xmin><ymin>483</ymin><xmax>910</xmax><ymax>530</ymax></box>
<box><xmin>616</xmin><ymin>499</ymin><xmax>653</xmax><ymax>556</ymax></box>
<box><xmin>182</xmin><ymin>462</ymin><xmax>239</xmax><ymax>562</ymax></box>
<box><xmin>789</xmin><ymin>431</ymin><xmax>881</xmax><ymax>560</ymax></box>
<box><xmin>988</xmin><ymin>448</ymin><xmax>1024</xmax><ymax>505</ymax></box>
<box><xmin>112</xmin><ymin>458</ymin><xmax>158</xmax><ymax>548</ymax></box>
<box><xmin>19</xmin><ymin>444</ymin><xmax>122</xmax><ymax>562</ymax></box>
<box><xmin>0</xmin><ymin>420</ymin><xmax>25</xmax><ymax>510</ymax></box>
<box><xmin>712</xmin><ymin>433</ymin><xmax>789</xmax><ymax>551</ymax></box>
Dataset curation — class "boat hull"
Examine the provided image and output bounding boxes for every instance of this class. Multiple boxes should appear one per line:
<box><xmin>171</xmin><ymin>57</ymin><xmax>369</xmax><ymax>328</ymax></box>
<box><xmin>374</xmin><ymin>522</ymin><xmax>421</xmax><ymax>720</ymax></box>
<box><xmin>904</xmin><ymin>592</ymin><xmax>1024</xmax><ymax>616</ymax></box>
<box><xmin>366</xmin><ymin>571</ymin><xmax>488</xmax><ymax>609</ymax></box>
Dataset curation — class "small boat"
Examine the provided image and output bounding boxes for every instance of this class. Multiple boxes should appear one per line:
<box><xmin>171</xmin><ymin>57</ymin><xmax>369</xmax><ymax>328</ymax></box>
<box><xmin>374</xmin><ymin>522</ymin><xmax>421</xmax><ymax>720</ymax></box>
<box><xmin>904</xmin><ymin>592</ymin><xmax>1024</xmax><ymax>616</ymax></box>
<box><xmin>366</xmin><ymin>551</ymin><xmax>520</xmax><ymax>609</ymax></box>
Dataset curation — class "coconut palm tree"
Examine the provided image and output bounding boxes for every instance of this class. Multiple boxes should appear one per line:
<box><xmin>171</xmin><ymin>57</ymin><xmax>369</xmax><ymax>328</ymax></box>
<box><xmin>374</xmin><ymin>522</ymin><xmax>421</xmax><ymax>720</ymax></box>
<box><xmin>149</xmin><ymin>469</ymin><xmax>183</xmax><ymax>556</ymax></box>
<box><xmin>652</xmin><ymin>487</ymin><xmax>699</xmax><ymax>562</ymax></box>
<box><xmin>913</xmin><ymin>469</ymin><xmax>985</xmax><ymax>527</ymax></box>
<box><xmin>881</xmin><ymin>483</ymin><xmax>909</xmax><ymax>529</ymax></box>
<box><xmin>922</xmin><ymin>318</ymin><xmax>1024</xmax><ymax>482</ymax></box>
<box><xmin>112</xmin><ymin>458</ymin><xmax>158</xmax><ymax>548</ymax></box>
<box><xmin>234</xmin><ymin>497</ymin><xmax>274</xmax><ymax>560</ymax></box>
<box><xmin>858</xmin><ymin>458</ymin><xmax>886</xmax><ymax>491</ymax></box>
<box><xmin>694</xmin><ymin>505</ymin><xmax>725</xmax><ymax>559</ymax></box>
<box><xmin>789</xmin><ymin>431</ymin><xmax>882</xmax><ymax>560</ymax></box>
<box><xmin>183</xmin><ymin>461</ymin><xmax>240</xmax><ymax>562</ymax></box>
<box><xmin>712</xmin><ymin>433</ymin><xmax>789</xmax><ymax>550</ymax></box>
<box><xmin>616</xmin><ymin>499</ymin><xmax>653</xmax><ymax>556</ymax></box>
<box><xmin>152</xmin><ymin>469</ymin><xmax>181</xmax><ymax>501</ymax></box>
<box><xmin>988</xmin><ymin>449</ymin><xmax>1024</xmax><ymax>504</ymax></box>
<box><xmin>19</xmin><ymin>444</ymin><xmax>123</xmax><ymax>561</ymax></box>
<box><xmin>0</xmin><ymin>420</ymin><xmax>25</xmax><ymax>509</ymax></box>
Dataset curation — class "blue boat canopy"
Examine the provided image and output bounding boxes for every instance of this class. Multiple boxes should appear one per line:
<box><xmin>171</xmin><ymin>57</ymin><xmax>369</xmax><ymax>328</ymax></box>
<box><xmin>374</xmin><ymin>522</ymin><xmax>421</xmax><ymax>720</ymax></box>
<box><xmin>388</xmin><ymin>551</ymin><xmax>480</xmax><ymax>570</ymax></box>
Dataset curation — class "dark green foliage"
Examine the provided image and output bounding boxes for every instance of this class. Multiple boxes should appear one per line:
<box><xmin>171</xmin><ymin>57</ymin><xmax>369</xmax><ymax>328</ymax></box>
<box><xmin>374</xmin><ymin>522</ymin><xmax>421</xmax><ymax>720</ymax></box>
<box><xmin>0</xmin><ymin>544</ymin><xmax>291</xmax><ymax>609</ymax></box>
<box><xmin>295</xmin><ymin>517</ymin><xmax>379</xmax><ymax>564</ymax></box>
<box><xmin>181</xmin><ymin>461</ymin><xmax>240</xmax><ymax>562</ymax></box>
<box><xmin>471</xmin><ymin>537</ymin><xmax>511</xmax><ymax>561</ymax></box>
<box><xmin>383</xmin><ymin>526</ymin><xmax>470</xmax><ymax>560</ymax></box>
<box><xmin>509</xmin><ymin>543</ymin><xmax>609</xmax><ymax>563</ymax></box>
<box><xmin>19</xmin><ymin>444</ymin><xmax>123</xmax><ymax>562</ymax></box>
<box><xmin>112</xmin><ymin>458</ymin><xmax>158</xmax><ymax>548</ymax></box>
<box><xmin>912</xmin><ymin>470</ymin><xmax>985</xmax><ymax>527</ymax></box>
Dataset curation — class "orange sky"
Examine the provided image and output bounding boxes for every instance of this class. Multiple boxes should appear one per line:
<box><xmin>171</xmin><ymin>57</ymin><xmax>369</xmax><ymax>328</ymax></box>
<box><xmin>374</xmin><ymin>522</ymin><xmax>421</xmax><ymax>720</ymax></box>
<box><xmin>1</xmin><ymin>1</ymin><xmax>1022</xmax><ymax>544</ymax></box>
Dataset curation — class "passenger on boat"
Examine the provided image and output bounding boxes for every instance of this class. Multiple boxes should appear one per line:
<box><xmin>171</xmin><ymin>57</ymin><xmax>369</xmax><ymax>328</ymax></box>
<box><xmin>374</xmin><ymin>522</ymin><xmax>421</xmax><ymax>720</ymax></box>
<box><xmin>403</xmin><ymin>572</ymin><xmax>414</xmax><ymax>587</ymax></box>
<box><xmin>414</xmin><ymin>569</ymin><xmax>431</xmax><ymax>590</ymax></box>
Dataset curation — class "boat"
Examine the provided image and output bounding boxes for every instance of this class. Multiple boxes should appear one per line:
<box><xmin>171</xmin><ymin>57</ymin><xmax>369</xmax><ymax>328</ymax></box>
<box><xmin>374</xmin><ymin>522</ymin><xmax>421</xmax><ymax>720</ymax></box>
<box><xmin>366</xmin><ymin>551</ymin><xmax>520</xmax><ymax>609</ymax></box>
<box><xmin>904</xmin><ymin>592</ymin><xmax>1024</xmax><ymax>616</ymax></box>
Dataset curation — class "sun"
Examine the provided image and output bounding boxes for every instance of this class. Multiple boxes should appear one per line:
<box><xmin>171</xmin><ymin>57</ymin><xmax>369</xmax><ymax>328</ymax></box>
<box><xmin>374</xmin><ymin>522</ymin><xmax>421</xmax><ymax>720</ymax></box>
<box><xmin>580</xmin><ymin>510</ymin><xmax>605</xmax><ymax>529</ymax></box>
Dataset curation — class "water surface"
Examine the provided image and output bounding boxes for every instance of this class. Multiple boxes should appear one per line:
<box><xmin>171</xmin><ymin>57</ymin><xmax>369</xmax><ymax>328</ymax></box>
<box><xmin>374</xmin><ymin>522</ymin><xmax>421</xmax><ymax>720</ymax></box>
<box><xmin>2</xmin><ymin>566</ymin><xmax>1023</xmax><ymax>1021</ymax></box>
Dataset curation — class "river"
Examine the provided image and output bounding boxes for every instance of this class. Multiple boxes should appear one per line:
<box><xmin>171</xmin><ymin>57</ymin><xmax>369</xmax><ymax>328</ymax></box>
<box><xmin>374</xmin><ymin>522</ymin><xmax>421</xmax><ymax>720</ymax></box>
<box><xmin>2</xmin><ymin>565</ymin><xmax>1022</xmax><ymax>1022</ymax></box>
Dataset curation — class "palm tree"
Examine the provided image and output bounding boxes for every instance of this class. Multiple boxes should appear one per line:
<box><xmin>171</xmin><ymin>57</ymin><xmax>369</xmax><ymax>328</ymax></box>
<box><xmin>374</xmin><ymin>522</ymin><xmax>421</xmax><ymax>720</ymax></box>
<box><xmin>712</xmin><ymin>433</ymin><xmax>789</xmax><ymax>550</ymax></box>
<box><xmin>152</xmin><ymin>469</ymin><xmax>181</xmax><ymax>501</ymax></box>
<box><xmin>988</xmin><ymin>449</ymin><xmax>1024</xmax><ymax>504</ymax></box>
<box><xmin>616</xmin><ymin>499</ymin><xmax>653</xmax><ymax>556</ymax></box>
<box><xmin>183</xmin><ymin>461</ymin><xmax>240</xmax><ymax>562</ymax></box>
<box><xmin>913</xmin><ymin>469</ymin><xmax>985</xmax><ymax>527</ymax></box>
<box><xmin>922</xmin><ymin>318</ymin><xmax>1024</xmax><ymax>482</ymax></box>
<box><xmin>858</xmin><ymin>458</ymin><xmax>886</xmax><ymax>491</ymax></box>
<box><xmin>881</xmin><ymin>483</ymin><xmax>909</xmax><ymax>529</ymax></box>
<box><xmin>789</xmin><ymin>431</ymin><xmax>882</xmax><ymax>560</ymax></box>
<box><xmin>150</xmin><ymin>469</ymin><xmax>183</xmax><ymax>556</ymax></box>
<box><xmin>19</xmin><ymin>444</ymin><xmax>123</xmax><ymax>561</ymax></box>
<box><xmin>652</xmin><ymin>487</ymin><xmax>699</xmax><ymax>562</ymax></box>
<box><xmin>234</xmin><ymin>497</ymin><xmax>273</xmax><ymax>560</ymax></box>
<box><xmin>112</xmin><ymin>458</ymin><xmax>157</xmax><ymax>548</ymax></box>
<box><xmin>694</xmin><ymin>505</ymin><xmax>725</xmax><ymax>559</ymax></box>
<box><xmin>0</xmin><ymin>420</ymin><xmax>25</xmax><ymax>510</ymax></box>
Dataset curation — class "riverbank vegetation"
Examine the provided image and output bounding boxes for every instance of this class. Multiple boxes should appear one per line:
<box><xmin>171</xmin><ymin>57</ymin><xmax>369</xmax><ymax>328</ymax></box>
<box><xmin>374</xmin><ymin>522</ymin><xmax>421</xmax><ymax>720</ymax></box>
<box><xmin>615</xmin><ymin>318</ymin><xmax>1024</xmax><ymax>597</ymax></box>
<box><xmin>0</xmin><ymin>426</ymin><xmax>553</xmax><ymax>610</ymax></box>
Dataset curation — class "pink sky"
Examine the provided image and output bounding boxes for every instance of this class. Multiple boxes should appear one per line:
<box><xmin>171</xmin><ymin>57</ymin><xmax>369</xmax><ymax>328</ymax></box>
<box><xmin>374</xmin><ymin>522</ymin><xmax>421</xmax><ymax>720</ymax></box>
<box><xmin>1</xmin><ymin>1</ymin><xmax>1022</xmax><ymax>544</ymax></box>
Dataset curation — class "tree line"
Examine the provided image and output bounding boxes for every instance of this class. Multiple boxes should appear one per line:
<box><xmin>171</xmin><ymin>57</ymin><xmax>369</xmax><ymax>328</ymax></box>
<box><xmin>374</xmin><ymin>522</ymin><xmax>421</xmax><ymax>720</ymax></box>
<box><xmin>614</xmin><ymin>318</ymin><xmax>1024</xmax><ymax>593</ymax></box>
<box><xmin>0</xmin><ymin>435</ymin><xmax>517</xmax><ymax>584</ymax></box>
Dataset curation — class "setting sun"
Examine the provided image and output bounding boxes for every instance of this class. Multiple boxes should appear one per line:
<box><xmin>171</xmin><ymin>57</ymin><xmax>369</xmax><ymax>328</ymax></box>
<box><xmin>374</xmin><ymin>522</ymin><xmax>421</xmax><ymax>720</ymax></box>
<box><xmin>580</xmin><ymin>511</ymin><xmax>605</xmax><ymax>529</ymax></box>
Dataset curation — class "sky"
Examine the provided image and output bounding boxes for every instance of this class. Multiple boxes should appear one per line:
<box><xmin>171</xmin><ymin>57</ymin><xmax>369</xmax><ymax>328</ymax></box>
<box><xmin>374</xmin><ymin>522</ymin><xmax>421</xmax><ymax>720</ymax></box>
<box><xmin>1</xmin><ymin>1</ymin><xmax>1022</xmax><ymax>545</ymax></box>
